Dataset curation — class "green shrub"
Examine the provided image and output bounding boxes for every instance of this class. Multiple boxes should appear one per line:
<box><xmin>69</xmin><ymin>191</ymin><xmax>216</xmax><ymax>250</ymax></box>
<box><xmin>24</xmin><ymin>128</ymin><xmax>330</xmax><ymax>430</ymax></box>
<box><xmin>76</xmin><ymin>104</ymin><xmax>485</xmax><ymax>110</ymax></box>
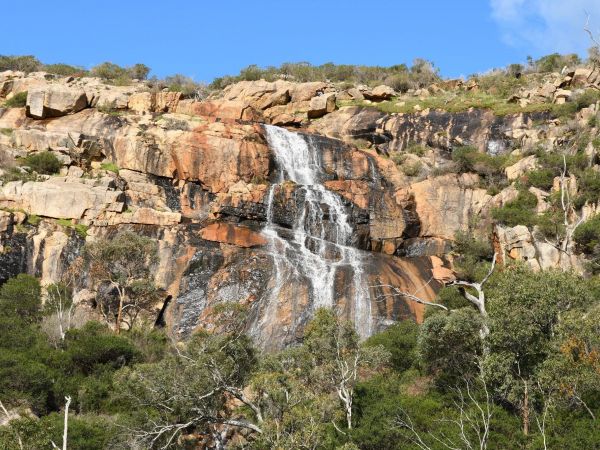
<box><xmin>364</xmin><ymin>321</ymin><xmax>418</xmax><ymax>372</ymax></box>
<box><xmin>64</xmin><ymin>322</ymin><xmax>139</xmax><ymax>375</ymax></box>
<box><xmin>22</xmin><ymin>151</ymin><xmax>62</xmax><ymax>174</ymax></box>
<box><xmin>492</xmin><ymin>189</ymin><xmax>538</xmax><ymax>227</ymax></box>
<box><xmin>534</xmin><ymin>53</ymin><xmax>580</xmax><ymax>73</ymax></box>
<box><xmin>90</xmin><ymin>62</ymin><xmax>128</xmax><ymax>81</ymax></box>
<box><xmin>56</xmin><ymin>218</ymin><xmax>89</xmax><ymax>238</ymax></box>
<box><xmin>523</xmin><ymin>168</ymin><xmax>555</xmax><ymax>190</ymax></box>
<box><xmin>0</xmin><ymin>166</ymin><xmax>37</xmax><ymax>183</ymax></box>
<box><xmin>208</xmin><ymin>60</ymin><xmax>439</xmax><ymax>91</ymax></box>
<box><xmin>574</xmin><ymin>214</ymin><xmax>600</xmax><ymax>254</ymax></box>
<box><xmin>100</xmin><ymin>162</ymin><xmax>119</xmax><ymax>174</ymax></box>
<box><xmin>128</xmin><ymin>63</ymin><xmax>150</xmax><ymax>80</ymax></box>
<box><xmin>451</xmin><ymin>145</ymin><xmax>506</xmax><ymax>177</ymax></box>
<box><xmin>0</xmin><ymin>414</ymin><xmax>115</xmax><ymax>450</ymax></box>
<box><xmin>0</xmin><ymin>274</ymin><xmax>42</xmax><ymax>323</ymax></box>
<box><xmin>0</xmin><ymin>55</ymin><xmax>42</xmax><ymax>73</ymax></box>
<box><xmin>536</xmin><ymin>209</ymin><xmax>566</xmax><ymax>240</ymax></box>
<box><xmin>3</xmin><ymin>91</ymin><xmax>28</xmax><ymax>108</ymax></box>
<box><xmin>453</xmin><ymin>230</ymin><xmax>494</xmax><ymax>281</ymax></box>
<box><xmin>574</xmin><ymin>168</ymin><xmax>600</xmax><ymax>208</ymax></box>
<box><xmin>402</xmin><ymin>160</ymin><xmax>422</xmax><ymax>177</ymax></box>
<box><xmin>405</xmin><ymin>143</ymin><xmax>427</xmax><ymax>156</ymax></box>
<box><xmin>44</xmin><ymin>63</ymin><xmax>87</xmax><ymax>76</ymax></box>
<box><xmin>476</xmin><ymin>70</ymin><xmax>525</xmax><ymax>98</ymax></box>
<box><xmin>26</xmin><ymin>214</ymin><xmax>42</xmax><ymax>226</ymax></box>
<box><xmin>553</xmin><ymin>89</ymin><xmax>600</xmax><ymax>118</ymax></box>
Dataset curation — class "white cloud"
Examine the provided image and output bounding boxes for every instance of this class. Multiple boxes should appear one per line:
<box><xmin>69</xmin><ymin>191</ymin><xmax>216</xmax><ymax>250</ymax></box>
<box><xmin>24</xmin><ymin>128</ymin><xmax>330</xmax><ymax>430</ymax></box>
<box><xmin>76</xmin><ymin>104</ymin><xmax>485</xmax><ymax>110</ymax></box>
<box><xmin>490</xmin><ymin>0</ymin><xmax>600</xmax><ymax>55</ymax></box>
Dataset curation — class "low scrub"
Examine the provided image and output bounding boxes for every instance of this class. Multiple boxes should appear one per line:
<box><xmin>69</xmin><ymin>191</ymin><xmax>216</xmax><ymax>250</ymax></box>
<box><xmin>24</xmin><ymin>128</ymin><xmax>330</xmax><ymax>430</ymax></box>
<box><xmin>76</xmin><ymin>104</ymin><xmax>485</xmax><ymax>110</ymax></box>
<box><xmin>3</xmin><ymin>91</ymin><xmax>28</xmax><ymax>108</ymax></box>
<box><xmin>22</xmin><ymin>151</ymin><xmax>62</xmax><ymax>175</ymax></box>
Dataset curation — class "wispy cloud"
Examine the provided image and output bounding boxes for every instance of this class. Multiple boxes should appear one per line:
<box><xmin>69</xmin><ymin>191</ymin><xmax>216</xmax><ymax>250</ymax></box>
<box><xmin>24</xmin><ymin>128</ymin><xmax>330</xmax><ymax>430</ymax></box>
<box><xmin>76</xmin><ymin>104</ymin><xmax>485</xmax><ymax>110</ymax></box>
<box><xmin>490</xmin><ymin>0</ymin><xmax>600</xmax><ymax>55</ymax></box>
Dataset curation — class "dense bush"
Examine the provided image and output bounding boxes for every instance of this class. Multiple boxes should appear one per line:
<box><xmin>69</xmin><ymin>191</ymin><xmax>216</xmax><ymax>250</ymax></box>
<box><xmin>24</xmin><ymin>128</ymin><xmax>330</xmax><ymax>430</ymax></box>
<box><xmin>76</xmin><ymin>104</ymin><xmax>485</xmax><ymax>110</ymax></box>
<box><xmin>210</xmin><ymin>59</ymin><xmax>440</xmax><ymax>91</ymax></box>
<box><xmin>492</xmin><ymin>189</ymin><xmax>538</xmax><ymax>227</ymax></box>
<box><xmin>364</xmin><ymin>321</ymin><xmax>418</xmax><ymax>372</ymax></box>
<box><xmin>0</xmin><ymin>274</ymin><xmax>42</xmax><ymax>323</ymax></box>
<box><xmin>0</xmin><ymin>55</ymin><xmax>42</xmax><ymax>73</ymax></box>
<box><xmin>533</xmin><ymin>52</ymin><xmax>580</xmax><ymax>73</ymax></box>
<box><xmin>90</xmin><ymin>61</ymin><xmax>150</xmax><ymax>84</ymax></box>
<box><xmin>453</xmin><ymin>229</ymin><xmax>494</xmax><ymax>280</ymax></box>
<box><xmin>162</xmin><ymin>74</ymin><xmax>208</xmax><ymax>98</ymax></box>
<box><xmin>451</xmin><ymin>145</ymin><xmax>506</xmax><ymax>177</ymax></box>
<box><xmin>22</xmin><ymin>151</ymin><xmax>62</xmax><ymax>174</ymax></box>
<box><xmin>522</xmin><ymin>167</ymin><xmax>555</xmax><ymax>190</ymax></box>
<box><xmin>574</xmin><ymin>214</ymin><xmax>600</xmax><ymax>254</ymax></box>
<box><xmin>44</xmin><ymin>63</ymin><xmax>87</xmax><ymax>76</ymax></box>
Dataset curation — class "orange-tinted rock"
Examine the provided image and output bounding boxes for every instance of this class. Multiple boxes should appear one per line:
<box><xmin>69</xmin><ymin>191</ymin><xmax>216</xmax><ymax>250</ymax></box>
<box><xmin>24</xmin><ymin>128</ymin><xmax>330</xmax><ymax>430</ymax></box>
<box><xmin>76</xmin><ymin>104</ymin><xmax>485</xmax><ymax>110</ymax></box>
<box><xmin>200</xmin><ymin>223</ymin><xmax>267</xmax><ymax>247</ymax></box>
<box><xmin>430</xmin><ymin>256</ymin><xmax>456</xmax><ymax>283</ymax></box>
<box><xmin>175</xmin><ymin>99</ymin><xmax>263</xmax><ymax>122</ymax></box>
<box><xmin>324</xmin><ymin>180</ymin><xmax>370</xmax><ymax>209</ymax></box>
<box><xmin>170</xmin><ymin>122</ymin><xmax>270</xmax><ymax>193</ymax></box>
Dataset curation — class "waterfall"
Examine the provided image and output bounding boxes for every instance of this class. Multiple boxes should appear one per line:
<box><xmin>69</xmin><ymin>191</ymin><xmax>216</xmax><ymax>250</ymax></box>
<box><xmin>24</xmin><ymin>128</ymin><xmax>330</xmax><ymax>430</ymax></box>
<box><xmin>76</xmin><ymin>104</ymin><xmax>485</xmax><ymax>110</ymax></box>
<box><xmin>262</xmin><ymin>125</ymin><xmax>372</xmax><ymax>338</ymax></box>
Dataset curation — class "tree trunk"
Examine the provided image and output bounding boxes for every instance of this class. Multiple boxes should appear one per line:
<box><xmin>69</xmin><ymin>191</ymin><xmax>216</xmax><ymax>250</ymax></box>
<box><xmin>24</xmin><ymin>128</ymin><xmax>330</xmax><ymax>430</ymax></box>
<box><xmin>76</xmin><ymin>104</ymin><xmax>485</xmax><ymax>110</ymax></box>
<box><xmin>115</xmin><ymin>288</ymin><xmax>125</xmax><ymax>335</ymax></box>
<box><xmin>522</xmin><ymin>382</ymin><xmax>529</xmax><ymax>436</ymax></box>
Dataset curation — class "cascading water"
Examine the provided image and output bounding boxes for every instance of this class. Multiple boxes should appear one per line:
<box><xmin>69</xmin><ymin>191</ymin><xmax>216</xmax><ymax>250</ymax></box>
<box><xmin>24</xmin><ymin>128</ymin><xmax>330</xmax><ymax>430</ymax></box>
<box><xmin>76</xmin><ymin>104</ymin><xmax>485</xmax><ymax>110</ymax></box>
<box><xmin>261</xmin><ymin>125</ymin><xmax>372</xmax><ymax>338</ymax></box>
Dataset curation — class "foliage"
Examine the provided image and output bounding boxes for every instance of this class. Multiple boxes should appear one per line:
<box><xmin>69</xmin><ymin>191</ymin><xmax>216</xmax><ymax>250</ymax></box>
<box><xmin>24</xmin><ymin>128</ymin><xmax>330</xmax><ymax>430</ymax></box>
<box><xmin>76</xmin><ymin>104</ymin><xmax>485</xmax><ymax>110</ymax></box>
<box><xmin>83</xmin><ymin>231</ymin><xmax>158</xmax><ymax>332</ymax></box>
<box><xmin>99</xmin><ymin>161</ymin><xmax>119</xmax><ymax>174</ymax></box>
<box><xmin>55</xmin><ymin>218</ymin><xmax>88</xmax><ymax>238</ymax></box>
<box><xmin>0</xmin><ymin>263</ymin><xmax>598</xmax><ymax>448</ymax></box>
<box><xmin>534</xmin><ymin>53</ymin><xmax>580</xmax><ymax>73</ymax></box>
<box><xmin>453</xmin><ymin>229</ymin><xmax>494</xmax><ymax>281</ymax></box>
<box><xmin>484</xmin><ymin>266</ymin><xmax>596</xmax><ymax>428</ymax></box>
<box><xmin>0</xmin><ymin>55</ymin><xmax>42</xmax><ymax>73</ymax></box>
<box><xmin>522</xmin><ymin>168</ymin><xmax>555</xmax><ymax>191</ymax></box>
<box><xmin>417</xmin><ymin>308</ymin><xmax>483</xmax><ymax>387</ymax></box>
<box><xmin>113</xmin><ymin>326</ymin><xmax>257</xmax><ymax>448</ymax></box>
<box><xmin>22</xmin><ymin>151</ymin><xmax>62</xmax><ymax>175</ymax></box>
<box><xmin>0</xmin><ymin>273</ymin><xmax>42</xmax><ymax>323</ymax></box>
<box><xmin>43</xmin><ymin>63</ymin><xmax>87</xmax><ymax>76</ymax></box>
<box><xmin>210</xmin><ymin>59</ymin><xmax>440</xmax><ymax>91</ymax></box>
<box><xmin>3</xmin><ymin>91</ymin><xmax>28</xmax><ymax>107</ymax></box>
<box><xmin>492</xmin><ymin>189</ymin><xmax>538</xmax><ymax>227</ymax></box>
<box><xmin>0</xmin><ymin>413</ymin><xmax>115</xmax><ymax>450</ymax></box>
<box><xmin>573</xmin><ymin>213</ymin><xmax>600</xmax><ymax>254</ymax></box>
<box><xmin>364</xmin><ymin>320</ymin><xmax>418</xmax><ymax>372</ymax></box>
<box><xmin>90</xmin><ymin>61</ymin><xmax>151</xmax><ymax>84</ymax></box>
<box><xmin>162</xmin><ymin>74</ymin><xmax>209</xmax><ymax>98</ymax></box>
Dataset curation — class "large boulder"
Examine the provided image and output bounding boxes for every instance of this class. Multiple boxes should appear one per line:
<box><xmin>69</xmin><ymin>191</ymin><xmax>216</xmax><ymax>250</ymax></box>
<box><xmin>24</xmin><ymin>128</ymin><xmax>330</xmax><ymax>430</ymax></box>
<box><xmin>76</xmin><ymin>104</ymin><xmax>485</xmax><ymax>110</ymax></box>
<box><xmin>307</xmin><ymin>92</ymin><xmax>336</xmax><ymax>118</ymax></box>
<box><xmin>26</xmin><ymin>86</ymin><xmax>88</xmax><ymax>119</ymax></box>
<box><xmin>505</xmin><ymin>155</ymin><xmax>538</xmax><ymax>181</ymax></box>
<box><xmin>363</xmin><ymin>85</ymin><xmax>396</xmax><ymax>101</ymax></box>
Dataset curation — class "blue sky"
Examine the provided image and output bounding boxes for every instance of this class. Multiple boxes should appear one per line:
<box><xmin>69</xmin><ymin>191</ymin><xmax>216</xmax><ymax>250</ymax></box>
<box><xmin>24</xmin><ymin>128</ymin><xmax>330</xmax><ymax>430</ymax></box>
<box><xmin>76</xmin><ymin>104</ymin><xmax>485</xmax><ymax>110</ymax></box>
<box><xmin>3</xmin><ymin>0</ymin><xmax>600</xmax><ymax>82</ymax></box>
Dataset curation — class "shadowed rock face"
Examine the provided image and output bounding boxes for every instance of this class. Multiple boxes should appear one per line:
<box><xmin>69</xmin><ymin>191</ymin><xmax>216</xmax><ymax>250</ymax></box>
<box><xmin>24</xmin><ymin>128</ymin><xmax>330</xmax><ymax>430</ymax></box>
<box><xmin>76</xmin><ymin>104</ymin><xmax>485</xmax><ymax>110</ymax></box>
<box><xmin>170</xmin><ymin>231</ymin><xmax>442</xmax><ymax>351</ymax></box>
<box><xmin>311</xmin><ymin>106</ymin><xmax>552</xmax><ymax>155</ymax></box>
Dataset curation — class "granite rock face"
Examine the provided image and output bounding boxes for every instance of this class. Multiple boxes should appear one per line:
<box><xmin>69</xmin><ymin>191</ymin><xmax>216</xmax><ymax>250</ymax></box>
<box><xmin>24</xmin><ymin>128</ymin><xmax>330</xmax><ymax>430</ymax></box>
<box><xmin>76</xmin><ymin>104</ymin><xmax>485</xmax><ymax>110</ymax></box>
<box><xmin>1</xmin><ymin>72</ymin><xmax>594</xmax><ymax>348</ymax></box>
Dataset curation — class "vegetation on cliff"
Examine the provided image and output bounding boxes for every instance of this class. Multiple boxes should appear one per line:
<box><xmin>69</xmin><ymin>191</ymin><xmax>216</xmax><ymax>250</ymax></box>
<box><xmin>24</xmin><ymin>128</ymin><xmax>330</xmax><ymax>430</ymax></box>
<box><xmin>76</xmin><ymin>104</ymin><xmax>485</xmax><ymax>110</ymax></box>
<box><xmin>0</xmin><ymin>261</ymin><xmax>598</xmax><ymax>449</ymax></box>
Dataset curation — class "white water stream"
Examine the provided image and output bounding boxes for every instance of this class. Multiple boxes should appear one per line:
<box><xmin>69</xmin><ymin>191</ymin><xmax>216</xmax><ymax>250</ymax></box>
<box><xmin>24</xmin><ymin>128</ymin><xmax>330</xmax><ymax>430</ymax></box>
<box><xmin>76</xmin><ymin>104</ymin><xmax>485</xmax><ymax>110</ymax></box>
<box><xmin>262</xmin><ymin>125</ymin><xmax>372</xmax><ymax>337</ymax></box>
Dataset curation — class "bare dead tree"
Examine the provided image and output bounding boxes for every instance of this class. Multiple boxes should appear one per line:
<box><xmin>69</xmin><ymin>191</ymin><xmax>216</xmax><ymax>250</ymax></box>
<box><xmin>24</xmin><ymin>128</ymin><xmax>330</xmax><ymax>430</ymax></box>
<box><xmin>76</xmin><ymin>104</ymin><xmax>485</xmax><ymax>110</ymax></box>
<box><xmin>541</xmin><ymin>155</ymin><xmax>587</xmax><ymax>267</ymax></box>
<box><xmin>585</xmin><ymin>13</ymin><xmax>600</xmax><ymax>69</ymax></box>
<box><xmin>374</xmin><ymin>253</ymin><xmax>497</xmax><ymax>338</ymax></box>
<box><xmin>51</xmin><ymin>396</ymin><xmax>72</xmax><ymax>450</ymax></box>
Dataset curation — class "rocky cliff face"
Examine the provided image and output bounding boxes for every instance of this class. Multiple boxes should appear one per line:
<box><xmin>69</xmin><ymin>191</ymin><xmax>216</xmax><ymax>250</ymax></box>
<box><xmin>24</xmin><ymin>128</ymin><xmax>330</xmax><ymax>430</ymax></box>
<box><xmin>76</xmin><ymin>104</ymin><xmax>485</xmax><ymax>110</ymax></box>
<box><xmin>0</xmin><ymin>69</ymin><xmax>597</xmax><ymax>348</ymax></box>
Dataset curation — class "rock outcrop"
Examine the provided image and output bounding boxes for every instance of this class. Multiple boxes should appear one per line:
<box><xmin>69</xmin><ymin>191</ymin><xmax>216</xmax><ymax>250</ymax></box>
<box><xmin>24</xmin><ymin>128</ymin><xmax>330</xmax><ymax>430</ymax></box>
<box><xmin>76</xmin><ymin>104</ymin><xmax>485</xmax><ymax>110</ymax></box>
<box><xmin>26</xmin><ymin>86</ymin><xmax>88</xmax><ymax>119</ymax></box>
<box><xmin>1</xmin><ymin>69</ymin><xmax>598</xmax><ymax>349</ymax></box>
